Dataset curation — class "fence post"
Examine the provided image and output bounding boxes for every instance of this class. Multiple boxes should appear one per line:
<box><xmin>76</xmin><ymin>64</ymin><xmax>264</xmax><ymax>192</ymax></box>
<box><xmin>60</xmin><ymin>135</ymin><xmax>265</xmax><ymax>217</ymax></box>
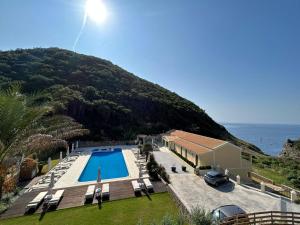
<box><xmin>291</xmin><ymin>190</ymin><xmax>297</xmax><ymax>202</ymax></box>
<box><xmin>261</xmin><ymin>182</ymin><xmax>265</xmax><ymax>192</ymax></box>
<box><xmin>236</xmin><ymin>175</ymin><xmax>241</xmax><ymax>185</ymax></box>
<box><xmin>271</xmin><ymin>211</ymin><xmax>273</xmax><ymax>224</ymax></box>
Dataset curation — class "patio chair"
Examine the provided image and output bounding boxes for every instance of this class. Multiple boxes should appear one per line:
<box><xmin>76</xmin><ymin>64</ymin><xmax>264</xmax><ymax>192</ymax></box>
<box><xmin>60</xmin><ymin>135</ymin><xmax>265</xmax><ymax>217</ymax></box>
<box><xmin>131</xmin><ymin>180</ymin><xmax>141</xmax><ymax>192</ymax></box>
<box><xmin>143</xmin><ymin>178</ymin><xmax>153</xmax><ymax>191</ymax></box>
<box><xmin>48</xmin><ymin>190</ymin><xmax>64</xmax><ymax>207</ymax></box>
<box><xmin>25</xmin><ymin>191</ymin><xmax>48</xmax><ymax>212</ymax></box>
<box><xmin>85</xmin><ymin>185</ymin><xmax>95</xmax><ymax>201</ymax></box>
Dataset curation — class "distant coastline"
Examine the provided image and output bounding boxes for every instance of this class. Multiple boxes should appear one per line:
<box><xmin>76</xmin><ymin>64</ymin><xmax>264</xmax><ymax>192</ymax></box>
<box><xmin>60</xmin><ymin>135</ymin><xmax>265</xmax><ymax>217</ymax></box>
<box><xmin>223</xmin><ymin>123</ymin><xmax>300</xmax><ymax>156</ymax></box>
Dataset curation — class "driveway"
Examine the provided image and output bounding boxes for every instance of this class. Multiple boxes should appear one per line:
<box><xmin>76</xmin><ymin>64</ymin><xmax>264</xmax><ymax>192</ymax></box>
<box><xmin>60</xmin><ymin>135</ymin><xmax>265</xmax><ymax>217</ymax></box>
<box><xmin>153</xmin><ymin>149</ymin><xmax>300</xmax><ymax>213</ymax></box>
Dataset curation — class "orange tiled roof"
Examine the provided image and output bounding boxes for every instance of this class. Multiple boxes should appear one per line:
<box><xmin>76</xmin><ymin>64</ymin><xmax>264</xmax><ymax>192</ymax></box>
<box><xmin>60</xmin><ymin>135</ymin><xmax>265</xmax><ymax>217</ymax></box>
<box><xmin>173</xmin><ymin>138</ymin><xmax>212</xmax><ymax>155</ymax></box>
<box><xmin>169</xmin><ymin>130</ymin><xmax>226</xmax><ymax>150</ymax></box>
<box><xmin>164</xmin><ymin>135</ymin><xmax>178</xmax><ymax>142</ymax></box>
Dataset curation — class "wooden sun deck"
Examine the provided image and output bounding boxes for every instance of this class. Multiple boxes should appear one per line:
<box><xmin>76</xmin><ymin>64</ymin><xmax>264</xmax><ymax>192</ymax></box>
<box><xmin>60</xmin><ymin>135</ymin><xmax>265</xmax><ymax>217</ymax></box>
<box><xmin>0</xmin><ymin>179</ymin><xmax>167</xmax><ymax>220</ymax></box>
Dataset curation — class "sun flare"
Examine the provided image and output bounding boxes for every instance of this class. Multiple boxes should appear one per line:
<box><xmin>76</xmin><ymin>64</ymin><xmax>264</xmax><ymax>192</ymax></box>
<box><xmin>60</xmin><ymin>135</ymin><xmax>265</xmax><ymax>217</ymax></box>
<box><xmin>85</xmin><ymin>0</ymin><xmax>108</xmax><ymax>24</ymax></box>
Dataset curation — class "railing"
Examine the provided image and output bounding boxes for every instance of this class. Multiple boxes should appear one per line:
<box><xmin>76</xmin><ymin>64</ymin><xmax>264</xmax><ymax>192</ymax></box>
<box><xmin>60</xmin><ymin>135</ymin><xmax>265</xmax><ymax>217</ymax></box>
<box><xmin>221</xmin><ymin>211</ymin><xmax>300</xmax><ymax>225</ymax></box>
<box><xmin>248</xmin><ymin>172</ymin><xmax>274</xmax><ymax>185</ymax></box>
<box><xmin>279</xmin><ymin>185</ymin><xmax>300</xmax><ymax>201</ymax></box>
<box><xmin>248</xmin><ymin>172</ymin><xmax>300</xmax><ymax>201</ymax></box>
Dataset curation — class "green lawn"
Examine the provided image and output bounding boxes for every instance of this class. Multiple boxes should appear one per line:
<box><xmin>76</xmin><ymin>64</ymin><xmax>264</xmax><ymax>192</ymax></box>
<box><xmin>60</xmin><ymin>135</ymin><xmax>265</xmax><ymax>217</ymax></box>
<box><xmin>1</xmin><ymin>193</ymin><xmax>179</xmax><ymax>225</ymax></box>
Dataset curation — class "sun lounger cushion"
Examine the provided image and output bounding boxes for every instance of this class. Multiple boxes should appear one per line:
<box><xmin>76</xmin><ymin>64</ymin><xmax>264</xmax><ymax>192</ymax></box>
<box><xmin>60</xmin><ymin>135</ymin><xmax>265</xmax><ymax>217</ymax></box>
<box><xmin>49</xmin><ymin>190</ymin><xmax>64</xmax><ymax>206</ymax></box>
<box><xmin>102</xmin><ymin>183</ymin><xmax>109</xmax><ymax>196</ymax></box>
<box><xmin>131</xmin><ymin>180</ymin><xmax>141</xmax><ymax>192</ymax></box>
<box><xmin>85</xmin><ymin>185</ymin><xmax>95</xmax><ymax>199</ymax></box>
<box><xmin>143</xmin><ymin>178</ymin><xmax>153</xmax><ymax>189</ymax></box>
<box><xmin>26</xmin><ymin>191</ymin><xmax>47</xmax><ymax>209</ymax></box>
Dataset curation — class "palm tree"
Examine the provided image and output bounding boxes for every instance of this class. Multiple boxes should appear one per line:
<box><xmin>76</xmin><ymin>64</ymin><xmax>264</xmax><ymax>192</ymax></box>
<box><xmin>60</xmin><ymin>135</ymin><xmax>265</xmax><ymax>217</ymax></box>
<box><xmin>0</xmin><ymin>85</ymin><xmax>89</xmax><ymax>198</ymax></box>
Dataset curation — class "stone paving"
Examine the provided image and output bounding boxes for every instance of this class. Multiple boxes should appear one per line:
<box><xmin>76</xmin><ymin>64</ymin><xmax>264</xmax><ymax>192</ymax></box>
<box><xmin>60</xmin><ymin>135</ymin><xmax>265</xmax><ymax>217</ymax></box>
<box><xmin>154</xmin><ymin>148</ymin><xmax>300</xmax><ymax>213</ymax></box>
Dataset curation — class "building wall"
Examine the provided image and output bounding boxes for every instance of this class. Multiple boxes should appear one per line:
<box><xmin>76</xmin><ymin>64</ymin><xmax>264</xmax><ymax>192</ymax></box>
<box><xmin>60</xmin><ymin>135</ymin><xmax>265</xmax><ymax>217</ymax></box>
<box><xmin>214</xmin><ymin>143</ymin><xmax>242</xmax><ymax>169</ymax></box>
<box><xmin>169</xmin><ymin>141</ymin><xmax>175</xmax><ymax>151</ymax></box>
<box><xmin>214</xmin><ymin>143</ymin><xmax>251</xmax><ymax>180</ymax></box>
<box><xmin>198</xmin><ymin>152</ymin><xmax>214</xmax><ymax>166</ymax></box>
<box><xmin>186</xmin><ymin>150</ymin><xmax>196</xmax><ymax>165</ymax></box>
<box><xmin>175</xmin><ymin>144</ymin><xmax>181</xmax><ymax>155</ymax></box>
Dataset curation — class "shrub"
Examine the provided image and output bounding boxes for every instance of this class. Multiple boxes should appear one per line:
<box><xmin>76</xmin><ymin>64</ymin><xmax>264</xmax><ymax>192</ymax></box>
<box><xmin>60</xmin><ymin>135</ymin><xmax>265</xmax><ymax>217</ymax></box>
<box><xmin>146</xmin><ymin>154</ymin><xmax>170</xmax><ymax>183</ymax></box>
<box><xmin>31</xmin><ymin>152</ymin><xmax>38</xmax><ymax>160</ymax></box>
<box><xmin>147</xmin><ymin>154</ymin><xmax>159</xmax><ymax>180</ymax></box>
<box><xmin>198</xmin><ymin>165</ymin><xmax>212</xmax><ymax>170</ymax></box>
<box><xmin>19</xmin><ymin>158</ymin><xmax>38</xmax><ymax>181</ymax></box>
<box><xmin>3</xmin><ymin>176</ymin><xmax>17</xmax><ymax>193</ymax></box>
<box><xmin>189</xmin><ymin>206</ymin><xmax>213</xmax><ymax>225</ymax></box>
<box><xmin>137</xmin><ymin>213</ymin><xmax>186</xmax><ymax>225</ymax></box>
<box><xmin>0</xmin><ymin>202</ymin><xmax>8</xmax><ymax>214</ymax></box>
<box><xmin>159</xmin><ymin>165</ymin><xmax>170</xmax><ymax>184</ymax></box>
<box><xmin>287</xmin><ymin>172</ymin><xmax>298</xmax><ymax>181</ymax></box>
<box><xmin>172</xmin><ymin>150</ymin><xmax>195</xmax><ymax>168</ymax></box>
<box><xmin>160</xmin><ymin>214</ymin><xmax>177</xmax><ymax>225</ymax></box>
<box><xmin>291</xmin><ymin>178</ymin><xmax>300</xmax><ymax>188</ymax></box>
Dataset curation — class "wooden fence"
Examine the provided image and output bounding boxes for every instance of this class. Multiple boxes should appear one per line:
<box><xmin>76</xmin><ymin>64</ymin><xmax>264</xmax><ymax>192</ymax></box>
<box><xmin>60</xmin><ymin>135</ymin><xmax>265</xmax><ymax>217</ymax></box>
<box><xmin>221</xmin><ymin>211</ymin><xmax>300</xmax><ymax>225</ymax></box>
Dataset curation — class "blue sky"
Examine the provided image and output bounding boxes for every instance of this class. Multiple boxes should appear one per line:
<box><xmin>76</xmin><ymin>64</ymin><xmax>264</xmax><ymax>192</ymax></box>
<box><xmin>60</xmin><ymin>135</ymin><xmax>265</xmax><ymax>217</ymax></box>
<box><xmin>0</xmin><ymin>0</ymin><xmax>300</xmax><ymax>124</ymax></box>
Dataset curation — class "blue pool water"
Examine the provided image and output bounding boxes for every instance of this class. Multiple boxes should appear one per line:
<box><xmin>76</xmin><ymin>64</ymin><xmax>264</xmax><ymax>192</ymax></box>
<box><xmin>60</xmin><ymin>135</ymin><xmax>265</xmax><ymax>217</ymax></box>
<box><xmin>78</xmin><ymin>148</ymin><xmax>129</xmax><ymax>182</ymax></box>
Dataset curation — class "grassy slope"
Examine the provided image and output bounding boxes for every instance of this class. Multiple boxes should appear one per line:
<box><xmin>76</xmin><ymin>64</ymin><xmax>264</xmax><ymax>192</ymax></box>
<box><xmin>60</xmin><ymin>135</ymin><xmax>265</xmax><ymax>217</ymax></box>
<box><xmin>1</xmin><ymin>193</ymin><xmax>179</xmax><ymax>225</ymax></box>
<box><xmin>252</xmin><ymin>156</ymin><xmax>300</xmax><ymax>190</ymax></box>
<box><xmin>252</xmin><ymin>165</ymin><xmax>290</xmax><ymax>186</ymax></box>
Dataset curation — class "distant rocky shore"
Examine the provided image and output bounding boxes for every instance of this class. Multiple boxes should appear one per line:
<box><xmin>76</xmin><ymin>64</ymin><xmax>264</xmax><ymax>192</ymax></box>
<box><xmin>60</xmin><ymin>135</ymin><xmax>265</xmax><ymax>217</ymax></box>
<box><xmin>280</xmin><ymin>139</ymin><xmax>300</xmax><ymax>159</ymax></box>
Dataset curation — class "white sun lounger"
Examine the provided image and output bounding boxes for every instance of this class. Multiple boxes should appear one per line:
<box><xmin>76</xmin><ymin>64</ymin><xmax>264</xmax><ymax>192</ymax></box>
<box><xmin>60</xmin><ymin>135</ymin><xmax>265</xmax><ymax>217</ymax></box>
<box><xmin>49</xmin><ymin>190</ymin><xmax>64</xmax><ymax>206</ymax></box>
<box><xmin>85</xmin><ymin>185</ymin><xmax>95</xmax><ymax>200</ymax></box>
<box><xmin>26</xmin><ymin>191</ymin><xmax>48</xmax><ymax>211</ymax></box>
<box><xmin>131</xmin><ymin>180</ymin><xmax>141</xmax><ymax>192</ymax></box>
<box><xmin>143</xmin><ymin>178</ymin><xmax>153</xmax><ymax>190</ymax></box>
<box><xmin>102</xmin><ymin>183</ymin><xmax>110</xmax><ymax>197</ymax></box>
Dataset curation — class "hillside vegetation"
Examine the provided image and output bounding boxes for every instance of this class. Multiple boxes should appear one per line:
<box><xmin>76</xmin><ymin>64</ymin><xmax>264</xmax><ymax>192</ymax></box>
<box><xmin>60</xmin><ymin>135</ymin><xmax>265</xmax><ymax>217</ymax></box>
<box><xmin>0</xmin><ymin>48</ymin><xmax>261</xmax><ymax>153</ymax></box>
<box><xmin>253</xmin><ymin>156</ymin><xmax>300</xmax><ymax>189</ymax></box>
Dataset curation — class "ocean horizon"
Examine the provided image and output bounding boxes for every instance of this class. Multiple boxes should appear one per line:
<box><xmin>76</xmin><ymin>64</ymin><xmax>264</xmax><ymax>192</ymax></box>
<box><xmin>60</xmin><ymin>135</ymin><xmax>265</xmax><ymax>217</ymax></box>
<box><xmin>223</xmin><ymin>123</ymin><xmax>300</xmax><ymax>156</ymax></box>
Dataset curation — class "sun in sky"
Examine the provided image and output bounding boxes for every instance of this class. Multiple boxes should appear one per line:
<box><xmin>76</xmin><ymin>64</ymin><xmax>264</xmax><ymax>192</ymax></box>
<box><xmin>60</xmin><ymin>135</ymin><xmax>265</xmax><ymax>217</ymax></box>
<box><xmin>85</xmin><ymin>0</ymin><xmax>108</xmax><ymax>24</ymax></box>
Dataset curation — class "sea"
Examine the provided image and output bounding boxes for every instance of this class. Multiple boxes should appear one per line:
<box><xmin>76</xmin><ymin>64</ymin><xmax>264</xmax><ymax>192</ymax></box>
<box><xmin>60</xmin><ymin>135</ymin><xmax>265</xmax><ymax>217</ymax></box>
<box><xmin>223</xmin><ymin>123</ymin><xmax>300</xmax><ymax>156</ymax></box>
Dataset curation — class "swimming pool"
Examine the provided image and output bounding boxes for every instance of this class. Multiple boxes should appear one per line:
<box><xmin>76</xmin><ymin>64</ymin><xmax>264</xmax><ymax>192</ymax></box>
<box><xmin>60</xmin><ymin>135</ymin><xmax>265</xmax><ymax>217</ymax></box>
<box><xmin>78</xmin><ymin>148</ymin><xmax>129</xmax><ymax>182</ymax></box>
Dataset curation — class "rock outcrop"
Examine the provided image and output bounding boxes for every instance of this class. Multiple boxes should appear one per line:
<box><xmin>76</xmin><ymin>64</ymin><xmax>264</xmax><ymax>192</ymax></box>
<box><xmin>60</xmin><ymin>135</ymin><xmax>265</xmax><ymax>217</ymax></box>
<box><xmin>280</xmin><ymin>139</ymin><xmax>300</xmax><ymax>159</ymax></box>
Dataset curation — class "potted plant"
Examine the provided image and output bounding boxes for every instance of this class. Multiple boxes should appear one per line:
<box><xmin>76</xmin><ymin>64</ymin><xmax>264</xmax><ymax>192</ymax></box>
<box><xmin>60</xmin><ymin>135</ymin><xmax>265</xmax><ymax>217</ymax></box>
<box><xmin>171</xmin><ymin>164</ymin><xmax>176</xmax><ymax>172</ymax></box>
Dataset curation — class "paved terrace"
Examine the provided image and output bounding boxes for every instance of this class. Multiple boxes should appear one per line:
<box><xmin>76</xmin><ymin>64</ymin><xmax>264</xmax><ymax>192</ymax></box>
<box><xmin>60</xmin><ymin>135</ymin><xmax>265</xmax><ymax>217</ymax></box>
<box><xmin>154</xmin><ymin>147</ymin><xmax>300</xmax><ymax>213</ymax></box>
<box><xmin>0</xmin><ymin>180</ymin><xmax>166</xmax><ymax>219</ymax></box>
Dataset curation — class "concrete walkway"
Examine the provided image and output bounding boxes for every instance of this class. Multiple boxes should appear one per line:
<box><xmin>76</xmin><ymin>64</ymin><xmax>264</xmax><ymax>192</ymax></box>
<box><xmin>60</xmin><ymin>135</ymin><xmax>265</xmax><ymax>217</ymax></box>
<box><xmin>154</xmin><ymin>148</ymin><xmax>300</xmax><ymax>213</ymax></box>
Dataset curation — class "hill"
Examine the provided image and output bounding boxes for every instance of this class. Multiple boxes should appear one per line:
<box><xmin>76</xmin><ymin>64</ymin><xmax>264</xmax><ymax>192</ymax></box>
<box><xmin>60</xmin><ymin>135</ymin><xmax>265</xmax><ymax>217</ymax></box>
<box><xmin>0</xmin><ymin>48</ymin><xmax>262</xmax><ymax>153</ymax></box>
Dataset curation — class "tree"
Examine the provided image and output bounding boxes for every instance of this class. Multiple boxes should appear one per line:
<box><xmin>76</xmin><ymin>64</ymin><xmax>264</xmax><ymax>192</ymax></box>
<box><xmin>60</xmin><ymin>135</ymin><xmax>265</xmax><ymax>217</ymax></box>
<box><xmin>142</xmin><ymin>143</ymin><xmax>153</xmax><ymax>162</ymax></box>
<box><xmin>0</xmin><ymin>84</ymin><xmax>89</xmax><ymax>198</ymax></box>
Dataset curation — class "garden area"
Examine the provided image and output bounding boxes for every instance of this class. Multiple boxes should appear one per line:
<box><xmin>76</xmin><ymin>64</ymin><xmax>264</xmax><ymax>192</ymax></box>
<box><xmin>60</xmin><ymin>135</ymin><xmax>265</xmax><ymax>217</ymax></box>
<box><xmin>1</xmin><ymin>193</ymin><xmax>180</xmax><ymax>225</ymax></box>
<box><xmin>252</xmin><ymin>156</ymin><xmax>300</xmax><ymax>190</ymax></box>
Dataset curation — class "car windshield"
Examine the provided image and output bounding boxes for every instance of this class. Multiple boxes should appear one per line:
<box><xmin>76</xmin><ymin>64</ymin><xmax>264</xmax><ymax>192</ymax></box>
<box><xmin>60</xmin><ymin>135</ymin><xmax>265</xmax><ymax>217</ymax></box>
<box><xmin>213</xmin><ymin>210</ymin><xmax>226</xmax><ymax>220</ymax></box>
<box><xmin>207</xmin><ymin>171</ymin><xmax>222</xmax><ymax>178</ymax></box>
